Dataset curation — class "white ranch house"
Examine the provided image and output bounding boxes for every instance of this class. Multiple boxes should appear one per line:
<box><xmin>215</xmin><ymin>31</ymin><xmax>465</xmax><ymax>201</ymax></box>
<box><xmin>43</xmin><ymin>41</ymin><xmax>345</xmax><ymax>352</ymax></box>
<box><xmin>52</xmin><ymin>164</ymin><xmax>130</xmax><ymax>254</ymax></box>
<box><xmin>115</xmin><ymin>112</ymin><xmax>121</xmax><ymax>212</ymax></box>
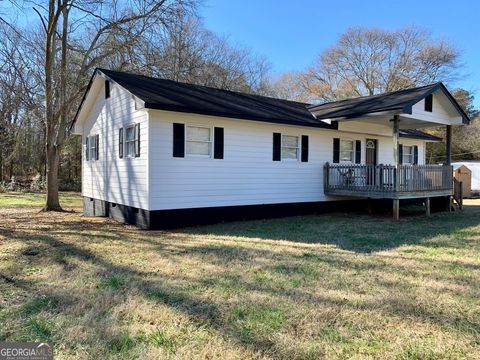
<box><xmin>72</xmin><ymin>69</ymin><xmax>469</xmax><ymax>229</ymax></box>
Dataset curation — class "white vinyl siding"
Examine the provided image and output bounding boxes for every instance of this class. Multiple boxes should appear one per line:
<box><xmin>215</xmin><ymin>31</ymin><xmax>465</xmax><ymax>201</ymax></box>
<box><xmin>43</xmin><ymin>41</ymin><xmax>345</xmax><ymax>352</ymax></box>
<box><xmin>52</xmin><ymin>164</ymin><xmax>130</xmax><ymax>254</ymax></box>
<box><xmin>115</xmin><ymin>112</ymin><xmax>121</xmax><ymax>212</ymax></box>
<box><xmin>281</xmin><ymin>135</ymin><xmax>299</xmax><ymax>160</ymax></box>
<box><xmin>82</xmin><ymin>78</ymin><xmax>149</xmax><ymax>209</ymax></box>
<box><xmin>148</xmin><ymin>111</ymin><xmax>427</xmax><ymax>210</ymax></box>
<box><xmin>186</xmin><ymin>125</ymin><xmax>212</xmax><ymax>156</ymax></box>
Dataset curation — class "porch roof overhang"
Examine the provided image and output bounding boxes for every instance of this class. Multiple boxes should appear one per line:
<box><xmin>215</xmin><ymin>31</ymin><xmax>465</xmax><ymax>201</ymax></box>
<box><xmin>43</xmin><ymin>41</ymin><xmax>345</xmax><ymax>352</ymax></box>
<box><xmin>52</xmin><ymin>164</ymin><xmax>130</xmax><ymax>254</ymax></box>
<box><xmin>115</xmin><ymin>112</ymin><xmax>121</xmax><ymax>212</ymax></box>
<box><xmin>309</xmin><ymin>82</ymin><xmax>471</xmax><ymax>127</ymax></box>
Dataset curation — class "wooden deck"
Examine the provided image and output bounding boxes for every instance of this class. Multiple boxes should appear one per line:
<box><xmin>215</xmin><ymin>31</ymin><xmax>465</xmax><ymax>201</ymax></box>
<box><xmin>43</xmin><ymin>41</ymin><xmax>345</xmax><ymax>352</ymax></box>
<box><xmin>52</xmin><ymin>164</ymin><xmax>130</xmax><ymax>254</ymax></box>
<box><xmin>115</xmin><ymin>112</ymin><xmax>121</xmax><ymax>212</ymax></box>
<box><xmin>324</xmin><ymin>163</ymin><xmax>453</xmax><ymax>199</ymax></box>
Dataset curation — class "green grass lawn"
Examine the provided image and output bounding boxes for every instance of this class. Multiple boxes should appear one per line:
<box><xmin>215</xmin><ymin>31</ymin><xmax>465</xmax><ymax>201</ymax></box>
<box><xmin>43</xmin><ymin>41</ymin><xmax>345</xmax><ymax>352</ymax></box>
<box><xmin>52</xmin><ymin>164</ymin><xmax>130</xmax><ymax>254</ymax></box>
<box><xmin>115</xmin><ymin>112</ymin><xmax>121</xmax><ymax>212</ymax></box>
<box><xmin>0</xmin><ymin>192</ymin><xmax>479</xmax><ymax>359</ymax></box>
<box><xmin>0</xmin><ymin>192</ymin><xmax>81</xmax><ymax>208</ymax></box>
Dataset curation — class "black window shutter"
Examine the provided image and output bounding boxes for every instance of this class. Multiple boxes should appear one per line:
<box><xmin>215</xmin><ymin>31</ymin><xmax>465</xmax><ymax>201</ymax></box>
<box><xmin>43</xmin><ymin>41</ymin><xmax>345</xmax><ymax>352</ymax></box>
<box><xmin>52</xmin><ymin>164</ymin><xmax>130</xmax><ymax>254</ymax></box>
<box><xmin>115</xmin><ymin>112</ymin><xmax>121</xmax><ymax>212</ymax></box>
<box><xmin>333</xmin><ymin>138</ymin><xmax>340</xmax><ymax>163</ymax></box>
<box><xmin>135</xmin><ymin>123</ymin><xmax>140</xmax><ymax>157</ymax></box>
<box><xmin>424</xmin><ymin>94</ymin><xmax>433</xmax><ymax>112</ymax></box>
<box><xmin>173</xmin><ymin>123</ymin><xmax>185</xmax><ymax>158</ymax></box>
<box><xmin>214</xmin><ymin>127</ymin><xmax>224</xmax><ymax>159</ymax></box>
<box><xmin>119</xmin><ymin>128</ymin><xmax>124</xmax><ymax>159</ymax></box>
<box><xmin>273</xmin><ymin>133</ymin><xmax>281</xmax><ymax>161</ymax></box>
<box><xmin>355</xmin><ymin>140</ymin><xmax>361</xmax><ymax>164</ymax></box>
<box><xmin>301</xmin><ymin>135</ymin><xmax>309</xmax><ymax>162</ymax></box>
<box><xmin>85</xmin><ymin>137</ymin><xmax>89</xmax><ymax>161</ymax></box>
<box><xmin>96</xmin><ymin>134</ymin><xmax>99</xmax><ymax>160</ymax></box>
<box><xmin>413</xmin><ymin>145</ymin><xmax>418</xmax><ymax>165</ymax></box>
<box><xmin>398</xmin><ymin>144</ymin><xmax>403</xmax><ymax>165</ymax></box>
<box><xmin>105</xmin><ymin>80</ymin><xmax>110</xmax><ymax>99</ymax></box>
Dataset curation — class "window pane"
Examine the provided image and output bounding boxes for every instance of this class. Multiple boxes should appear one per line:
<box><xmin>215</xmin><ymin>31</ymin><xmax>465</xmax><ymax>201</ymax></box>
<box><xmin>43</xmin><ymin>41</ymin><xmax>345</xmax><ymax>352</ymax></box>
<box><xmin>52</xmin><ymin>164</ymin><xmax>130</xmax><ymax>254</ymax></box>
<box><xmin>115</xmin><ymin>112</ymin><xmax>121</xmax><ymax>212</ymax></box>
<box><xmin>282</xmin><ymin>147</ymin><xmax>298</xmax><ymax>159</ymax></box>
<box><xmin>126</xmin><ymin>141</ymin><xmax>135</xmax><ymax>157</ymax></box>
<box><xmin>126</xmin><ymin>127</ymin><xmax>135</xmax><ymax>141</ymax></box>
<box><xmin>187</xmin><ymin>126</ymin><xmax>210</xmax><ymax>141</ymax></box>
<box><xmin>403</xmin><ymin>155</ymin><xmax>413</xmax><ymax>164</ymax></box>
<box><xmin>282</xmin><ymin>135</ymin><xmax>298</xmax><ymax>147</ymax></box>
<box><xmin>186</xmin><ymin>141</ymin><xmax>210</xmax><ymax>155</ymax></box>
<box><xmin>403</xmin><ymin>146</ymin><xmax>413</xmax><ymax>155</ymax></box>
<box><xmin>340</xmin><ymin>151</ymin><xmax>353</xmax><ymax>162</ymax></box>
<box><xmin>340</xmin><ymin>140</ymin><xmax>353</xmax><ymax>152</ymax></box>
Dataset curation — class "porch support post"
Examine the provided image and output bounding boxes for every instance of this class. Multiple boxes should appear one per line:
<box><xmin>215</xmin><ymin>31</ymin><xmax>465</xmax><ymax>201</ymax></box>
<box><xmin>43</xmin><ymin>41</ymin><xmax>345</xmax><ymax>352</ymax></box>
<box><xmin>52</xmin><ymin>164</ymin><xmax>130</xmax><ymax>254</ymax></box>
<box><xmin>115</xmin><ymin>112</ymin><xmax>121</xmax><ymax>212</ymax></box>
<box><xmin>445</xmin><ymin>125</ymin><xmax>452</xmax><ymax>212</ymax></box>
<box><xmin>392</xmin><ymin>114</ymin><xmax>400</xmax><ymax>221</ymax></box>
<box><xmin>445</xmin><ymin>125</ymin><xmax>452</xmax><ymax>165</ymax></box>
<box><xmin>392</xmin><ymin>115</ymin><xmax>400</xmax><ymax>168</ymax></box>
<box><xmin>425</xmin><ymin>197</ymin><xmax>430</xmax><ymax>217</ymax></box>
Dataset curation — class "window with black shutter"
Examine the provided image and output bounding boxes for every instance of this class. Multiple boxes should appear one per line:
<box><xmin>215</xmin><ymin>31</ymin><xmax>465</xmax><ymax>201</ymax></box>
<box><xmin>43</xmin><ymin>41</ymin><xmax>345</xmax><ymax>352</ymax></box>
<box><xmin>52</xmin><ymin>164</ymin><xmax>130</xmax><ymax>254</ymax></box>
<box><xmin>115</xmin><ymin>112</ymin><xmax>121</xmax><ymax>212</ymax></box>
<box><xmin>301</xmin><ymin>135</ymin><xmax>309</xmax><ymax>162</ymax></box>
<box><xmin>333</xmin><ymin>138</ymin><xmax>340</xmax><ymax>163</ymax></box>
<box><xmin>125</xmin><ymin>125</ymin><xmax>136</xmax><ymax>157</ymax></box>
<box><xmin>355</xmin><ymin>140</ymin><xmax>361</xmax><ymax>164</ymax></box>
<box><xmin>96</xmin><ymin>134</ymin><xmax>99</xmax><ymax>160</ymax></box>
<box><xmin>214</xmin><ymin>127</ymin><xmax>224</xmax><ymax>159</ymax></box>
<box><xmin>272</xmin><ymin>133</ymin><xmax>281</xmax><ymax>161</ymax></box>
<box><xmin>89</xmin><ymin>135</ymin><xmax>97</xmax><ymax>161</ymax></box>
<box><xmin>85</xmin><ymin>137</ymin><xmax>89</xmax><ymax>161</ymax></box>
<box><xmin>119</xmin><ymin>128</ymin><xmax>124</xmax><ymax>159</ymax></box>
<box><xmin>173</xmin><ymin>123</ymin><xmax>185</xmax><ymax>158</ymax></box>
<box><xmin>413</xmin><ymin>145</ymin><xmax>419</xmax><ymax>165</ymax></box>
<box><xmin>425</xmin><ymin>94</ymin><xmax>433</xmax><ymax>112</ymax></box>
<box><xmin>135</xmin><ymin>123</ymin><xmax>140</xmax><ymax>157</ymax></box>
<box><xmin>105</xmin><ymin>80</ymin><xmax>110</xmax><ymax>99</ymax></box>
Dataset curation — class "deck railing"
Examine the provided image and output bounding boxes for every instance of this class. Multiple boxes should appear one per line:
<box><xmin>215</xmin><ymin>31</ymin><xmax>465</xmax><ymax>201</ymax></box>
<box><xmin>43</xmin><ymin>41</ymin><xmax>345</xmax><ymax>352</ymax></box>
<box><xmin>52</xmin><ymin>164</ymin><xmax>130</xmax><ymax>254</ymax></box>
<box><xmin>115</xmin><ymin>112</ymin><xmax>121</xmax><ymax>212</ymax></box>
<box><xmin>324</xmin><ymin>163</ymin><xmax>453</xmax><ymax>198</ymax></box>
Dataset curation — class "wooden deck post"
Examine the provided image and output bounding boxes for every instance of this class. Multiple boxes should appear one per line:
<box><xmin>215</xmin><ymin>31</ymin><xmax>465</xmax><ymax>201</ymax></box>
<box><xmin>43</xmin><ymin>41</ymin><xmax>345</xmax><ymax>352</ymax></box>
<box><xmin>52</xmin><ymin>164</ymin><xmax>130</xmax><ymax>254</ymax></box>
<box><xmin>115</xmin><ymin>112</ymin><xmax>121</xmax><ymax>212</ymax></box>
<box><xmin>393</xmin><ymin>199</ymin><xmax>400</xmax><ymax>221</ymax></box>
<box><xmin>446</xmin><ymin>125</ymin><xmax>452</xmax><ymax>165</ymax></box>
<box><xmin>445</xmin><ymin>126</ymin><xmax>452</xmax><ymax>212</ymax></box>
<box><xmin>425</xmin><ymin>197</ymin><xmax>430</xmax><ymax>217</ymax></box>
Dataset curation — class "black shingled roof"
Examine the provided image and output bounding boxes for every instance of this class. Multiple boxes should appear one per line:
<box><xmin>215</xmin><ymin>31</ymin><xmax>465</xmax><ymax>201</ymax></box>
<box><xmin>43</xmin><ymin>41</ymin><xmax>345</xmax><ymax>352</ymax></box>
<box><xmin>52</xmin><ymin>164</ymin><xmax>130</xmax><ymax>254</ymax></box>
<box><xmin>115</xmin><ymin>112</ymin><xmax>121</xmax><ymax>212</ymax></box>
<box><xmin>97</xmin><ymin>68</ymin><xmax>335</xmax><ymax>129</ymax></box>
<box><xmin>399</xmin><ymin>129</ymin><xmax>441</xmax><ymax>142</ymax></box>
<box><xmin>309</xmin><ymin>83</ymin><xmax>470</xmax><ymax>124</ymax></box>
<box><xmin>75</xmin><ymin>69</ymin><xmax>458</xmax><ymax>142</ymax></box>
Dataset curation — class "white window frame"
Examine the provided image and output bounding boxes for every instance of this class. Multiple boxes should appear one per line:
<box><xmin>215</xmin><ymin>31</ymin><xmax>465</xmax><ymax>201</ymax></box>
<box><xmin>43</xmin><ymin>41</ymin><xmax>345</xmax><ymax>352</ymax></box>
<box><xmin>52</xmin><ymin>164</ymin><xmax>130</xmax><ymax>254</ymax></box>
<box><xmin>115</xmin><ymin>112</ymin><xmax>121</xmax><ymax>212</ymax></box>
<box><xmin>89</xmin><ymin>135</ymin><xmax>97</xmax><ymax>161</ymax></box>
<box><xmin>340</xmin><ymin>139</ymin><xmax>355</xmax><ymax>163</ymax></box>
<box><xmin>185</xmin><ymin>124</ymin><xmax>212</xmax><ymax>158</ymax></box>
<box><xmin>402</xmin><ymin>145</ymin><xmax>414</xmax><ymax>164</ymax></box>
<box><xmin>125</xmin><ymin>124</ymin><xmax>136</xmax><ymax>158</ymax></box>
<box><xmin>281</xmin><ymin>134</ymin><xmax>300</xmax><ymax>161</ymax></box>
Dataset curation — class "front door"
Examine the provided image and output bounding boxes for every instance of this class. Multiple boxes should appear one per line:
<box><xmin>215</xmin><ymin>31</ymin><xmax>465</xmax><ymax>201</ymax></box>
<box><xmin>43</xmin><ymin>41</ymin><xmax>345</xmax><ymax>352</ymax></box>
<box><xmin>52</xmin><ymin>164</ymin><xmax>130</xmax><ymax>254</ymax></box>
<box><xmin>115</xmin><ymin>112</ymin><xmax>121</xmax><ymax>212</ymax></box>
<box><xmin>366</xmin><ymin>139</ymin><xmax>377</xmax><ymax>185</ymax></box>
<box><xmin>366</xmin><ymin>139</ymin><xmax>377</xmax><ymax>166</ymax></box>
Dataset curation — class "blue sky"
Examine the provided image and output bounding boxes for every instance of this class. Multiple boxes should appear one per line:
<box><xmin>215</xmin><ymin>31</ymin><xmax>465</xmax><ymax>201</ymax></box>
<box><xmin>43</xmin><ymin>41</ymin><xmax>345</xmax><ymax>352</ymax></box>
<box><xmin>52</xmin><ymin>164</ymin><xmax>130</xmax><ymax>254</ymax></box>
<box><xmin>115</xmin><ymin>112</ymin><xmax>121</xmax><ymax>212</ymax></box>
<box><xmin>201</xmin><ymin>0</ymin><xmax>480</xmax><ymax>107</ymax></box>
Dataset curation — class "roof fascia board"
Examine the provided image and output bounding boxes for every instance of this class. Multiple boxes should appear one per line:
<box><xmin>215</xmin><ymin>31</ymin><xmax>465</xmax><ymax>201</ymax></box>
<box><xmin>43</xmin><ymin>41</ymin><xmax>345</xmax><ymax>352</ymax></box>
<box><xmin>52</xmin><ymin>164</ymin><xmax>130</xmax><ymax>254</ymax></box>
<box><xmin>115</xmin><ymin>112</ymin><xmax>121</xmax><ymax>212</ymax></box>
<box><xmin>325</xmin><ymin>110</ymin><xmax>401</xmax><ymax>122</ymax></box>
<box><xmin>145</xmin><ymin>103</ymin><xmax>339</xmax><ymax>130</ymax></box>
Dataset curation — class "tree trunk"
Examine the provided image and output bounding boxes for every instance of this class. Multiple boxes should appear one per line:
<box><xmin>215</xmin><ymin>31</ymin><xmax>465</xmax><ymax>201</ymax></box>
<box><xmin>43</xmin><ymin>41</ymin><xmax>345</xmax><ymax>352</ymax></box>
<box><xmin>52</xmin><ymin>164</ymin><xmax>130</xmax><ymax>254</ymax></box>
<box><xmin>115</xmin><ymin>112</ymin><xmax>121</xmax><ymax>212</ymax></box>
<box><xmin>45</xmin><ymin>143</ymin><xmax>61</xmax><ymax>211</ymax></box>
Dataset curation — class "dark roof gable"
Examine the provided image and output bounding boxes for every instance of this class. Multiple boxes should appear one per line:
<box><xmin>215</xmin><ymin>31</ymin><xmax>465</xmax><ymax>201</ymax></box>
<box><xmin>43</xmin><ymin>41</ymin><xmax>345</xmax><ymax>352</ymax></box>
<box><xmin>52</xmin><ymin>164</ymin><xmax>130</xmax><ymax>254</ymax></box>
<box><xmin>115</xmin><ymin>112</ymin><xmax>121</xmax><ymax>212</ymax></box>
<box><xmin>309</xmin><ymin>83</ymin><xmax>470</xmax><ymax>124</ymax></box>
<box><xmin>97</xmin><ymin>68</ymin><xmax>336</xmax><ymax>129</ymax></box>
<box><xmin>72</xmin><ymin>68</ymin><xmax>459</xmax><ymax>142</ymax></box>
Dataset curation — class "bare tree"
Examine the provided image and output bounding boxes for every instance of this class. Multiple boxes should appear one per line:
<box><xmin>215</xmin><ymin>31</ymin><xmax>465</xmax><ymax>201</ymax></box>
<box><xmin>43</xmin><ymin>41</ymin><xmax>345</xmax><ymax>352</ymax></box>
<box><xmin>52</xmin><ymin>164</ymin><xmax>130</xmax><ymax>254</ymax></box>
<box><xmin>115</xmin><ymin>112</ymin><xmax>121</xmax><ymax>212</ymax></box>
<box><xmin>267</xmin><ymin>71</ymin><xmax>312</xmax><ymax>102</ymax></box>
<box><xmin>17</xmin><ymin>0</ymin><xmax>195</xmax><ymax>210</ymax></box>
<box><xmin>1</xmin><ymin>1</ymin><xmax>273</xmax><ymax>197</ymax></box>
<box><xmin>304</xmin><ymin>26</ymin><xmax>461</xmax><ymax>102</ymax></box>
<box><xmin>120</xmin><ymin>11</ymin><xmax>272</xmax><ymax>94</ymax></box>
